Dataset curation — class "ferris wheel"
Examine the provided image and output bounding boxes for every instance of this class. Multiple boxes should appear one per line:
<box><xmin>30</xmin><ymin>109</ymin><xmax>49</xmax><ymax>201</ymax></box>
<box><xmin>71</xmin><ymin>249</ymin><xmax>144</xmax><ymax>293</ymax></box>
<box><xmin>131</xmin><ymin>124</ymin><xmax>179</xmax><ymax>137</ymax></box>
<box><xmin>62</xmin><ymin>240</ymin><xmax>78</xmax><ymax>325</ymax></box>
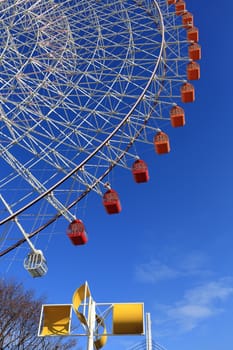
<box><xmin>0</xmin><ymin>0</ymin><xmax>201</xmax><ymax>276</ymax></box>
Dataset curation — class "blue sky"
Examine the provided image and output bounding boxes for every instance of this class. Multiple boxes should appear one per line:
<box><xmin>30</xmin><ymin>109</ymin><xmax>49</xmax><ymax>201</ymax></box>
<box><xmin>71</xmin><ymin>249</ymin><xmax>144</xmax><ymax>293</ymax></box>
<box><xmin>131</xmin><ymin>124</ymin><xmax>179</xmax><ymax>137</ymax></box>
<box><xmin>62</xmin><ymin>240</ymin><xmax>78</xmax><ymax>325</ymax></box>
<box><xmin>1</xmin><ymin>0</ymin><xmax>233</xmax><ymax>349</ymax></box>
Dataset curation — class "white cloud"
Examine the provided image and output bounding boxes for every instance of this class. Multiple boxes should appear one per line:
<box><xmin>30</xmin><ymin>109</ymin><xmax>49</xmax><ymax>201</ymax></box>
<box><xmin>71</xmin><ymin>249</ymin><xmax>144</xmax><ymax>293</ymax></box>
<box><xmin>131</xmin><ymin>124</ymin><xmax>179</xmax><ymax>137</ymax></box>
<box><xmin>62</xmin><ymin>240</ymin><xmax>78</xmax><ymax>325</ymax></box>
<box><xmin>135</xmin><ymin>260</ymin><xmax>179</xmax><ymax>282</ymax></box>
<box><xmin>171</xmin><ymin>304</ymin><xmax>213</xmax><ymax>319</ymax></box>
<box><xmin>179</xmin><ymin>251</ymin><xmax>211</xmax><ymax>276</ymax></box>
<box><xmin>135</xmin><ymin>254</ymin><xmax>233</xmax><ymax>334</ymax></box>
<box><xmin>184</xmin><ymin>279</ymin><xmax>233</xmax><ymax>304</ymax></box>
<box><xmin>154</xmin><ymin>278</ymin><xmax>233</xmax><ymax>333</ymax></box>
<box><xmin>135</xmin><ymin>252</ymin><xmax>211</xmax><ymax>283</ymax></box>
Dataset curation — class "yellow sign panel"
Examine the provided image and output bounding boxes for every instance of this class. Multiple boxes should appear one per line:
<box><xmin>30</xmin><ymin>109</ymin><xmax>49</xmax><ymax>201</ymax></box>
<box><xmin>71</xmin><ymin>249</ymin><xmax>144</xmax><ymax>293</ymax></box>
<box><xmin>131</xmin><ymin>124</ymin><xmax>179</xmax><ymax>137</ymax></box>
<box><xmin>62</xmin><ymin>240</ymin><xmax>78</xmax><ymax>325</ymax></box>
<box><xmin>113</xmin><ymin>303</ymin><xmax>144</xmax><ymax>335</ymax></box>
<box><xmin>39</xmin><ymin>305</ymin><xmax>72</xmax><ymax>336</ymax></box>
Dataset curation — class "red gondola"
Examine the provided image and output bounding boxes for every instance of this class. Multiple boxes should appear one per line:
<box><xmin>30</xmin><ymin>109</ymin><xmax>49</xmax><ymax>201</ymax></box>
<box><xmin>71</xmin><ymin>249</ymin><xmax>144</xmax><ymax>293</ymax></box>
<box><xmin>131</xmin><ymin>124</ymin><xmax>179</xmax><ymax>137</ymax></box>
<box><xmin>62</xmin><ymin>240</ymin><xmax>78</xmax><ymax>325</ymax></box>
<box><xmin>132</xmin><ymin>159</ymin><xmax>149</xmax><ymax>183</ymax></box>
<box><xmin>187</xmin><ymin>61</ymin><xmax>200</xmax><ymax>80</ymax></box>
<box><xmin>181</xmin><ymin>82</ymin><xmax>195</xmax><ymax>103</ymax></box>
<box><xmin>170</xmin><ymin>105</ymin><xmax>185</xmax><ymax>127</ymax></box>
<box><xmin>103</xmin><ymin>189</ymin><xmax>121</xmax><ymax>214</ymax></box>
<box><xmin>182</xmin><ymin>12</ymin><xmax>193</xmax><ymax>28</ymax></box>
<box><xmin>67</xmin><ymin>219</ymin><xmax>88</xmax><ymax>245</ymax></box>
<box><xmin>154</xmin><ymin>131</ymin><xmax>170</xmax><ymax>154</ymax></box>
<box><xmin>188</xmin><ymin>43</ymin><xmax>201</xmax><ymax>61</ymax></box>
<box><xmin>175</xmin><ymin>0</ymin><xmax>186</xmax><ymax>15</ymax></box>
<box><xmin>187</xmin><ymin>27</ymin><xmax>199</xmax><ymax>42</ymax></box>
<box><xmin>167</xmin><ymin>0</ymin><xmax>176</xmax><ymax>5</ymax></box>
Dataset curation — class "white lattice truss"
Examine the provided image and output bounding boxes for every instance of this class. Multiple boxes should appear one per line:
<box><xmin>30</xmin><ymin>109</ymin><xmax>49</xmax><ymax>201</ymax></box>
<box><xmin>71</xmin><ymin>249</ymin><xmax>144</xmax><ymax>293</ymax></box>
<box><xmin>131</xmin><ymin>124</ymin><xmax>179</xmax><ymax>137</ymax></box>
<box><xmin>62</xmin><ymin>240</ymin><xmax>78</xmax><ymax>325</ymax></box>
<box><xmin>0</xmin><ymin>0</ymin><xmax>195</xmax><ymax>256</ymax></box>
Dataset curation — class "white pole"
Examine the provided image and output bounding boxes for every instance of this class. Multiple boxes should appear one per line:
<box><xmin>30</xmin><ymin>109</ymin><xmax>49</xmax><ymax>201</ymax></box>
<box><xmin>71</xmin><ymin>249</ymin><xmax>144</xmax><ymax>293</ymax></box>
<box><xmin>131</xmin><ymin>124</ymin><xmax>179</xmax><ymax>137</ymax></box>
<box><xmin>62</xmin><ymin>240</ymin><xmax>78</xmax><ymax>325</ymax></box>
<box><xmin>87</xmin><ymin>296</ymin><xmax>96</xmax><ymax>350</ymax></box>
<box><xmin>146</xmin><ymin>313</ymin><xmax>152</xmax><ymax>350</ymax></box>
<box><xmin>0</xmin><ymin>194</ymin><xmax>37</xmax><ymax>253</ymax></box>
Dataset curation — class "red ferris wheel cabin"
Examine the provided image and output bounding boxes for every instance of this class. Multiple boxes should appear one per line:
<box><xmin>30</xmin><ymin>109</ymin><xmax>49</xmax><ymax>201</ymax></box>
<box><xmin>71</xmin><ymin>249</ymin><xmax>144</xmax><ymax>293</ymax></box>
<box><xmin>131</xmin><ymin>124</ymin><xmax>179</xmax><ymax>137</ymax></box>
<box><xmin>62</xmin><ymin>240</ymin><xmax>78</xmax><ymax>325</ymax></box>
<box><xmin>67</xmin><ymin>219</ymin><xmax>88</xmax><ymax>245</ymax></box>
<box><xmin>132</xmin><ymin>159</ymin><xmax>149</xmax><ymax>183</ymax></box>
<box><xmin>103</xmin><ymin>189</ymin><xmax>121</xmax><ymax>214</ymax></box>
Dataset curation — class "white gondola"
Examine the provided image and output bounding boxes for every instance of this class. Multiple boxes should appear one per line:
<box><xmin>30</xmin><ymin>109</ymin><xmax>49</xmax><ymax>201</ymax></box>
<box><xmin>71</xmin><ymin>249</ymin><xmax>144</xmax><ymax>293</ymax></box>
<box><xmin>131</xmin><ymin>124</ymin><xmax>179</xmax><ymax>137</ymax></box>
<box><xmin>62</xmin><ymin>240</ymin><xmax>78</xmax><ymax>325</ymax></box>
<box><xmin>24</xmin><ymin>250</ymin><xmax>48</xmax><ymax>278</ymax></box>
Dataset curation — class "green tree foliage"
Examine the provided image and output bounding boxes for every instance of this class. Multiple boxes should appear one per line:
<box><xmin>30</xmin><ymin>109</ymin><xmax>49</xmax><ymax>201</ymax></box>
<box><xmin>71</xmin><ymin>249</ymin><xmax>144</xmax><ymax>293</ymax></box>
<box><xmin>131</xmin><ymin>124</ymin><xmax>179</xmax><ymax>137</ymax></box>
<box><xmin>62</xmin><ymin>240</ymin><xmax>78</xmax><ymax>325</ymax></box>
<box><xmin>0</xmin><ymin>279</ymin><xmax>77</xmax><ymax>349</ymax></box>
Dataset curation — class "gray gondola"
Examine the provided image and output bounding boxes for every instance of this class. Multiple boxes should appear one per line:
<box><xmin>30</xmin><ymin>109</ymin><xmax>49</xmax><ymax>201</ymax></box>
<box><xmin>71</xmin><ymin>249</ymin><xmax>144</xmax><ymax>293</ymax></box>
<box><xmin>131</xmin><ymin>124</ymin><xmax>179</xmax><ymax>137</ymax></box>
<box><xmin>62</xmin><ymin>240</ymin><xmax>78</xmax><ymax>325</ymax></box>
<box><xmin>24</xmin><ymin>250</ymin><xmax>48</xmax><ymax>277</ymax></box>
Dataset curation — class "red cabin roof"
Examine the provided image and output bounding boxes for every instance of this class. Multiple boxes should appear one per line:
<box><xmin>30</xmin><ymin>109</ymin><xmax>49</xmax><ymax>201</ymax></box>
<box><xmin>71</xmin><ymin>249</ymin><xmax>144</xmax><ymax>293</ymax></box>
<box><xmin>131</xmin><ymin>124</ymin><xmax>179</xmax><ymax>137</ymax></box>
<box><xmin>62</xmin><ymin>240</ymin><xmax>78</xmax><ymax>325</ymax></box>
<box><xmin>103</xmin><ymin>189</ymin><xmax>121</xmax><ymax>214</ymax></box>
<box><xmin>67</xmin><ymin>219</ymin><xmax>88</xmax><ymax>246</ymax></box>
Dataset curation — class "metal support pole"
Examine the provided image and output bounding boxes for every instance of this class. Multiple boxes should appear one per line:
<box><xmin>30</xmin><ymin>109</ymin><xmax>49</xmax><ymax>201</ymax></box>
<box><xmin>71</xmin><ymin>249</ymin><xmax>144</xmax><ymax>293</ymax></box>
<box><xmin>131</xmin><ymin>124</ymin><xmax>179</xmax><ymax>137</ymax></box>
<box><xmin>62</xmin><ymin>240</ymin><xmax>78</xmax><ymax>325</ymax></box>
<box><xmin>146</xmin><ymin>313</ymin><xmax>152</xmax><ymax>350</ymax></box>
<box><xmin>87</xmin><ymin>296</ymin><xmax>96</xmax><ymax>350</ymax></box>
<box><xmin>0</xmin><ymin>194</ymin><xmax>37</xmax><ymax>253</ymax></box>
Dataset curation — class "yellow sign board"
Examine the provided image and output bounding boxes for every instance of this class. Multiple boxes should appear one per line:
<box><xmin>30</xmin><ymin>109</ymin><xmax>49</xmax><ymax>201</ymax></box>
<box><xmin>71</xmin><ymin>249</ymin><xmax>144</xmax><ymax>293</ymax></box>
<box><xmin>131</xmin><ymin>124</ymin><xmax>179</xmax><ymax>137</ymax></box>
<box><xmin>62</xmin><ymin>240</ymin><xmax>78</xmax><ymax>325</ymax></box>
<box><xmin>113</xmin><ymin>303</ymin><xmax>144</xmax><ymax>334</ymax></box>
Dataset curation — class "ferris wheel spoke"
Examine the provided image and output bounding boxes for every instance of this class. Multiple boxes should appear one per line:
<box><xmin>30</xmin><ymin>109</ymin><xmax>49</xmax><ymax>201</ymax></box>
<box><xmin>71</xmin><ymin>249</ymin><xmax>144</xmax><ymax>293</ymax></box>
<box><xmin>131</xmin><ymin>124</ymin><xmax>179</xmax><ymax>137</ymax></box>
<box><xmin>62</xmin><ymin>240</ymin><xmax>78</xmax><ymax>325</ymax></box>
<box><xmin>0</xmin><ymin>145</ymin><xmax>75</xmax><ymax>221</ymax></box>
